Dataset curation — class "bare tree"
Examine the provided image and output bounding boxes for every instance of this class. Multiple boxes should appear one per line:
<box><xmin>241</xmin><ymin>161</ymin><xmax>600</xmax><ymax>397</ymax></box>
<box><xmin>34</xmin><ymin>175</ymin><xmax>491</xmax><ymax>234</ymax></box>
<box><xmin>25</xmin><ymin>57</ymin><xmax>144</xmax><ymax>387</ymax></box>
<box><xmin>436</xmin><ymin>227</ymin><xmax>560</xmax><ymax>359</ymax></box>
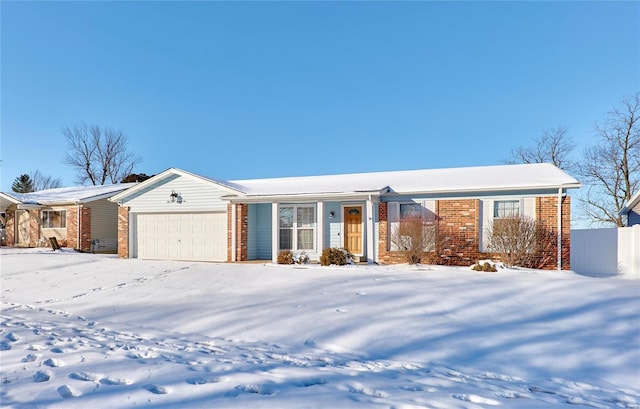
<box><xmin>30</xmin><ymin>170</ymin><xmax>62</xmax><ymax>191</ymax></box>
<box><xmin>63</xmin><ymin>123</ymin><xmax>140</xmax><ymax>185</ymax></box>
<box><xmin>578</xmin><ymin>93</ymin><xmax>640</xmax><ymax>227</ymax></box>
<box><xmin>507</xmin><ymin>126</ymin><xmax>576</xmax><ymax>171</ymax></box>
<box><xmin>11</xmin><ymin>171</ymin><xmax>62</xmax><ymax>192</ymax></box>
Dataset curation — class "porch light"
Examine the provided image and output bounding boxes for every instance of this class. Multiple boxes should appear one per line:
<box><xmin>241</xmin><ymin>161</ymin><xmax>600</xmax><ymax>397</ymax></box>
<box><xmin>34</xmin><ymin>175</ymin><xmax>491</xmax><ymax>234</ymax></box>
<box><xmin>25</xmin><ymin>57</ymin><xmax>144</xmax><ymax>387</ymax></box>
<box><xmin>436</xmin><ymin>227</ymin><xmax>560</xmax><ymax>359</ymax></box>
<box><xmin>169</xmin><ymin>190</ymin><xmax>180</xmax><ymax>203</ymax></box>
<box><xmin>329</xmin><ymin>211</ymin><xmax>335</xmax><ymax>219</ymax></box>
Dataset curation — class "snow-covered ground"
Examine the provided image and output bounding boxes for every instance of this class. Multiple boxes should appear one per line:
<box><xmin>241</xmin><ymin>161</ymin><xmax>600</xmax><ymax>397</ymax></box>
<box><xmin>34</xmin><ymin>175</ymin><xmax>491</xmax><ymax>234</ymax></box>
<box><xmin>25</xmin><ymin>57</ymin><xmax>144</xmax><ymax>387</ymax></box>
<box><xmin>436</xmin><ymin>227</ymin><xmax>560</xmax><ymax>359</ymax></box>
<box><xmin>1</xmin><ymin>248</ymin><xmax>638</xmax><ymax>409</ymax></box>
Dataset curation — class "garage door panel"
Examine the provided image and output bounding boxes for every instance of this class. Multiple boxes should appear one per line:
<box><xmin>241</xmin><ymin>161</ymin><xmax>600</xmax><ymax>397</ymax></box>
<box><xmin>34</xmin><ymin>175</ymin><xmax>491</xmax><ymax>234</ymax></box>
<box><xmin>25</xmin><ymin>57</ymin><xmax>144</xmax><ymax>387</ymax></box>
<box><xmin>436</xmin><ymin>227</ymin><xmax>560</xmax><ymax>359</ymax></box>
<box><xmin>136</xmin><ymin>212</ymin><xmax>227</xmax><ymax>262</ymax></box>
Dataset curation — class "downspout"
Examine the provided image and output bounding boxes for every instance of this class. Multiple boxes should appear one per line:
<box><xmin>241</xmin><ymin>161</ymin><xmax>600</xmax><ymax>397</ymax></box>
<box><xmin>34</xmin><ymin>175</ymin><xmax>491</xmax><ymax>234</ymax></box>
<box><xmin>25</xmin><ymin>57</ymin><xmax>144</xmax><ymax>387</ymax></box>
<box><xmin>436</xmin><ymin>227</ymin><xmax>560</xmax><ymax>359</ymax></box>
<box><xmin>557</xmin><ymin>188</ymin><xmax>562</xmax><ymax>270</ymax></box>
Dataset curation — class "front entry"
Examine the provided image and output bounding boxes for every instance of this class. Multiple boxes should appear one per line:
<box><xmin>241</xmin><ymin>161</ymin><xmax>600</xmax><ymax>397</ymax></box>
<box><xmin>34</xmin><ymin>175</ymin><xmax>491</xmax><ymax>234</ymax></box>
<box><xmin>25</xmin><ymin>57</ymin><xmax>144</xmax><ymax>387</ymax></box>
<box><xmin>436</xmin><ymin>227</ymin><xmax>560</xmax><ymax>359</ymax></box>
<box><xmin>16</xmin><ymin>210</ymin><xmax>31</xmax><ymax>246</ymax></box>
<box><xmin>343</xmin><ymin>206</ymin><xmax>363</xmax><ymax>256</ymax></box>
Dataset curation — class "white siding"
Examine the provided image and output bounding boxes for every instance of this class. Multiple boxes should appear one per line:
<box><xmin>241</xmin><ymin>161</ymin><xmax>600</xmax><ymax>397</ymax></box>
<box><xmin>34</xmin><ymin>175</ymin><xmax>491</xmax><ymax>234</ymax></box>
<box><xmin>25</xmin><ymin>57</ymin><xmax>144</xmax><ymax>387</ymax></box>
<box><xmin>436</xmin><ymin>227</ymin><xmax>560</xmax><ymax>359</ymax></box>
<box><xmin>86</xmin><ymin>198</ymin><xmax>118</xmax><ymax>252</ymax></box>
<box><xmin>122</xmin><ymin>174</ymin><xmax>230</xmax><ymax>213</ymax></box>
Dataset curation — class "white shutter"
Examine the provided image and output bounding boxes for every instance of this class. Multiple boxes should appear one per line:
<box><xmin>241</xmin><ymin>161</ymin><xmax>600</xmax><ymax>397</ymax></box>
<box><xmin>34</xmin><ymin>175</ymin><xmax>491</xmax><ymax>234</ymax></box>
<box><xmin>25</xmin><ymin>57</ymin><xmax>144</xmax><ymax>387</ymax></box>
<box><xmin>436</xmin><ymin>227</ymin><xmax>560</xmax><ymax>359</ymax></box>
<box><xmin>421</xmin><ymin>200</ymin><xmax>436</xmax><ymax>222</ymax></box>
<box><xmin>388</xmin><ymin>202</ymin><xmax>400</xmax><ymax>251</ymax></box>
<box><xmin>480</xmin><ymin>199</ymin><xmax>493</xmax><ymax>252</ymax></box>
<box><xmin>421</xmin><ymin>200</ymin><xmax>437</xmax><ymax>251</ymax></box>
<box><xmin>523</xmin><ymin>197</ymin><xmax>536</xmax><ymax>219</ymax></box>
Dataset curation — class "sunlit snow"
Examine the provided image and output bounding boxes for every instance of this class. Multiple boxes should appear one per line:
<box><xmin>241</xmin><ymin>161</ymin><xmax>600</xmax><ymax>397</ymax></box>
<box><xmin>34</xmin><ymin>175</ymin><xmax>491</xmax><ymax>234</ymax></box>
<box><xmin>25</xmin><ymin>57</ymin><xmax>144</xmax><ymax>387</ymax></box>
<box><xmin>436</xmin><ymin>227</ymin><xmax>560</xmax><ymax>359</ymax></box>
<box><xmin>1</xmin><ymin>248</ymin><xmax>638</xmax><ymax>408</ymax></box>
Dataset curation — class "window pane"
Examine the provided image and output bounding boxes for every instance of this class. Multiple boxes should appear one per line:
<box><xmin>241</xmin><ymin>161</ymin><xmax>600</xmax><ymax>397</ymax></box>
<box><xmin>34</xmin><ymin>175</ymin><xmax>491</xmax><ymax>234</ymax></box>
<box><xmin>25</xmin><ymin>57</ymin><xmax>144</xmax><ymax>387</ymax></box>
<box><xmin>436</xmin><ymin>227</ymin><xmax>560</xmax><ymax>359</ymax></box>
<box><xmin>400</xmin><ymin>203</ymin><xmax>421</xmax><ymax>220</ymax></box>
<box><xmin>279</xmin><ymin>207</ymin><xmax>293</xmax><ymax>228</ymax></box>
<box><xmin>494</xmin><ymin>200</ymin><xmax>519</xmax><ymax>218</ymax></box>
<box><xmin>42</xmin><ymin>211</ymin><xmax>67</xmax><ymax>228</ymax></box>
<box><xmin>297</xmin><ymin>229</ymin><xmax>313</xmax><ymax>250</ymax></box>
<box><xmin>296</xmin><ymin>207</ymin><xmax>315</xmax><ymax>227</ymax></box>
<box><xmin>279</xmin><ymin>228</ymin><xmax>292</xmax><ymax>250</ymax></box>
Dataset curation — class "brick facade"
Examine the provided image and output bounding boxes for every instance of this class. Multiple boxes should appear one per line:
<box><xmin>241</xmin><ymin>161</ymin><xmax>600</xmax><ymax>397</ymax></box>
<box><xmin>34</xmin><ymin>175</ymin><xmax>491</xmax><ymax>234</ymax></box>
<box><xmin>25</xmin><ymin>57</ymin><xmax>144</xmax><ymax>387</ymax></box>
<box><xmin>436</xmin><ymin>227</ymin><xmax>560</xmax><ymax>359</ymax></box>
<box><xmin>227</xmin><ymin>203</ymin><xmax>249</xmax><ymax>262</ymax></box>
<box><xmin>5</xmin><ymin>209</ymin><xmax>15</xmax><ymax>245</ymax></box>
<box><xmin>117</xmin><ymin>206</ymin><xmax>130</xmax><ymax>258</ymax></box>
<box><xmin>534</xmin><ymin>195</ymin><xmax>571</xmax><ymax>270</ymax></box>
<box><xmin>65</xmin><ymin>205</ymin><xmax>91</xmax><ymax>251</ymax></box>
<box><xmin>377</xmin><ymin>196</ymin><xmax>570</xmax><ymax>270</ymax></box>
<box><xmin>5</xmin><ymin>208</ymin><xmax>40</xmax><ymax>247</ymax></box>
<box><xmin>3</xmin><ymin>205</ymin><xmax>95</xmax><ymax>251</ymax></box>
<box><xmin>437</xmin><ymin>199</ymin><xmax>480</xmax><ymax>266</ymax></box>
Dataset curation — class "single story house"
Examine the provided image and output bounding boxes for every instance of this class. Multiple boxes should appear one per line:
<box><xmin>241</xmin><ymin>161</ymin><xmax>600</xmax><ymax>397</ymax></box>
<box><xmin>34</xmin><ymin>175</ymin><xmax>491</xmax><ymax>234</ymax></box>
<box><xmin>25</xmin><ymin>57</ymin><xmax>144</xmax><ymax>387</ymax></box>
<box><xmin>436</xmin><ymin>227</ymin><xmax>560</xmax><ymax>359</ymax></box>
<box><xmin>0</xmin><ymin>184</ymin><xmax>135</xmax><ymax>252</ymax></box>
<box><xmin>109</xmin><ymin>163</ymin><xmax>580</xmax><ymax>270</ymax></box>
<box><xmin>620</xmin><ymin>191</ymin><xmax>640</xmax><ymax>226</ymax></box>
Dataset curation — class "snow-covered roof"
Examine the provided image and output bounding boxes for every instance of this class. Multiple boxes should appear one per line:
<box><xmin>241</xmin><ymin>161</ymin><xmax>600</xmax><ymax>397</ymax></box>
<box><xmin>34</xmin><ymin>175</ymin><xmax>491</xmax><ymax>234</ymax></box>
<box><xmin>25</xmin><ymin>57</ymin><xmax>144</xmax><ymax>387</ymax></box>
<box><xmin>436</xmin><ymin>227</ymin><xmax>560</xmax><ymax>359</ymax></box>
<box><xmin>3</xmin><ymin>183</ymin><xmax>136</xmax><ymax>206</ymax></box>
<box><xmin>229</xmin><ymin>163</ymin><xmax>581</xmax><ymax>197</ymax></box>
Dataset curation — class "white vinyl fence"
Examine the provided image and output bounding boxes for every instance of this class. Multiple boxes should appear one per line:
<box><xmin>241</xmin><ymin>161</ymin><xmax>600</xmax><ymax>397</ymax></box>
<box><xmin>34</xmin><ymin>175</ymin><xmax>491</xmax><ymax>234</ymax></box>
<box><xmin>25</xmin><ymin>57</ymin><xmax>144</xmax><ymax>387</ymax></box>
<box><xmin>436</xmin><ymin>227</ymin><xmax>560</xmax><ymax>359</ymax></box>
<box><xmin>571</xmin><ymin>225</ymin><xmax>640</xmax><ymax>278</ymax></box>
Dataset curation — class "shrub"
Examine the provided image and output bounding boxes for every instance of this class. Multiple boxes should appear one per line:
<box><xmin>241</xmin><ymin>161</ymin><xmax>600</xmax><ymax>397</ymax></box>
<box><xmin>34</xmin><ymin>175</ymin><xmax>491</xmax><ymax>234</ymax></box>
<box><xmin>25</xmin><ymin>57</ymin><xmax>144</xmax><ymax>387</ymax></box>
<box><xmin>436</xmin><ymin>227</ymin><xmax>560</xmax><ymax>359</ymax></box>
<box><xmin>277</xmin><ymin>250</ymin><xmax>294</xmax><ymax>264</ymax></box>
<box><xmin>320</xmin><ymin>248</ymin><xmax>351</xmax><ymax>266</ymax></box>
<box><xmin>488</xmin><ymin>215</ymin><xmax>541</xmax><ymax>267</ymax></box>
<box><xmin>390</xmin><ymin>215</ymin><xmax>440</xmax><ymax>264</ymax></box>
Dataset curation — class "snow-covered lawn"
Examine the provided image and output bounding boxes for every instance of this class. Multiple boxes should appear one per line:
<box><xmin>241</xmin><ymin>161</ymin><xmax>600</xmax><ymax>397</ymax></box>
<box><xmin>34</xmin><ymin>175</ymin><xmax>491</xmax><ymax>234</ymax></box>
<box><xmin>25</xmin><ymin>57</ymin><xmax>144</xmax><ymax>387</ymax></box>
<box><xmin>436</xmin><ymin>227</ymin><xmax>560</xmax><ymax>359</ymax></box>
<box><xmin>1</xmin><ymin>248</ymin><xmax>638</xmax><ymax>408</ymax></box>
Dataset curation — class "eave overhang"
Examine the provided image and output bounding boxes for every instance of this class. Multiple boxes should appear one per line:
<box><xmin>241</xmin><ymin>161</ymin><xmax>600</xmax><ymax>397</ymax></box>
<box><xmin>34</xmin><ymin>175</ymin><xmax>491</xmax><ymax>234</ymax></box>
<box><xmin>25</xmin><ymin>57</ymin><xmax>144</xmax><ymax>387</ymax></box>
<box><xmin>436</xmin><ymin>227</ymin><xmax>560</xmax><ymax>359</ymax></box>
<box><xmin>224</xmin><ymin>189</ymin><xmax>386</xmax><ymax>203</ymax></box>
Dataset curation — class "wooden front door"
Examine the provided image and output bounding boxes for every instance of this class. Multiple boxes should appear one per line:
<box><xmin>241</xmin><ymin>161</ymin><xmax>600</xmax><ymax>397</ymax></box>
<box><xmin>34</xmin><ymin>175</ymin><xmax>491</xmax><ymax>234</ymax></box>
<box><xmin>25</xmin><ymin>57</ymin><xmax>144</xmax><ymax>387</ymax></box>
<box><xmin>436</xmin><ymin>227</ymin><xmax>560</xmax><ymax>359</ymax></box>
<box><xmin>344</xmin><ymin>206</ymin><xmax>363</xmax><ymax>255</ymax></box>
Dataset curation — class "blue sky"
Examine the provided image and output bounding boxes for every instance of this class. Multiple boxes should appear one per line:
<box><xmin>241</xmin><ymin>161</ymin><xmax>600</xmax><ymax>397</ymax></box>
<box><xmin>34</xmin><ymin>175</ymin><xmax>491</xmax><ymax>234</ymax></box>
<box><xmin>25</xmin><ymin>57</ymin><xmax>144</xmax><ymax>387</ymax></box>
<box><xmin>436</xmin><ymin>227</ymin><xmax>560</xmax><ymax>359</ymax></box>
<box><xmin>1</xmin><ymin>1</ymin><xmax>638</xmax><ymax>193</ymax></box>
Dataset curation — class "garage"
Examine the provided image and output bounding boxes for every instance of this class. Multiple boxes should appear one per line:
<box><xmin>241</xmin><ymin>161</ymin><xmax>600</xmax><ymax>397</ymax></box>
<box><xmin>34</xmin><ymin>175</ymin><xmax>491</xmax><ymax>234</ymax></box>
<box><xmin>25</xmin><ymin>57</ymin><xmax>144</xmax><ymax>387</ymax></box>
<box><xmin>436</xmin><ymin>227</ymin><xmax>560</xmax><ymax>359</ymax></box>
<box><xmin>135</xmin><ymin>212</ymin><xmax>227</xmax><ymax>262</ymax></box>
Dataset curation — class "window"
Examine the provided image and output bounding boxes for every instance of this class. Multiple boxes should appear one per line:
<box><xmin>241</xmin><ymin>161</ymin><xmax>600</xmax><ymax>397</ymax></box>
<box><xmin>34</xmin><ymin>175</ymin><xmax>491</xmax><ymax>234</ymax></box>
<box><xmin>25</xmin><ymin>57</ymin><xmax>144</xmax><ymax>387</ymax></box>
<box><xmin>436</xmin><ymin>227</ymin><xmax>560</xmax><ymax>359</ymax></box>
<box><xmin>42</xmin><ymin>210</ymin><xmax>67</xmax><ymax>228</ymax></box>
<box><xmin>494</xmin><ymin>200</ymin><xmax>520</xmax><ymax>218</ymax></box>
<box><xmin>400</xmin><ymin>203</ymin><xmax>422</xmax><ymax>220</ymax></box>
<box><xmin>279</xmin><ymin>205</ymin><xmax>315</xmax><ymax>251</ymax></box>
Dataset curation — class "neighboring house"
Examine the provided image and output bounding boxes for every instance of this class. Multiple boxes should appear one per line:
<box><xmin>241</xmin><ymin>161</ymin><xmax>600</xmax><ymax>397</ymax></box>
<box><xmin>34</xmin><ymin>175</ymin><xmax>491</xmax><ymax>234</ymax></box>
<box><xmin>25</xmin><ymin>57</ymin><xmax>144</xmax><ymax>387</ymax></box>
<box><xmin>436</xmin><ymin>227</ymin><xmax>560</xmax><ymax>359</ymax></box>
<box><xmin>0</xmin><ymin>184</ymin><xmax>135</xmax><ymax>252</ymax></box>
<box><xmin>109</xmin><ymin>163</ymin><xmax>581</xmax><ymax>270</ymax></box>
<box><xmin>620</xmin><ymin>191</ymin><xmax>640</xmax><ymax>226</ymax></box>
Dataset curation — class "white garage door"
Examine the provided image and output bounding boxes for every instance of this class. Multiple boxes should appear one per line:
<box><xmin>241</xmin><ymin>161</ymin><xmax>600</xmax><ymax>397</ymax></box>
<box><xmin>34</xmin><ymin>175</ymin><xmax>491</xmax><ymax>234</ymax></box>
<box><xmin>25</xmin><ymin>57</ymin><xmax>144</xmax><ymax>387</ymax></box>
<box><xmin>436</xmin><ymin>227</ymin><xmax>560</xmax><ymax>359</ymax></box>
<box><xmin>136</xmin><ymin>212</ymin><xmax>227</xmax><ymax>262</ymax></box>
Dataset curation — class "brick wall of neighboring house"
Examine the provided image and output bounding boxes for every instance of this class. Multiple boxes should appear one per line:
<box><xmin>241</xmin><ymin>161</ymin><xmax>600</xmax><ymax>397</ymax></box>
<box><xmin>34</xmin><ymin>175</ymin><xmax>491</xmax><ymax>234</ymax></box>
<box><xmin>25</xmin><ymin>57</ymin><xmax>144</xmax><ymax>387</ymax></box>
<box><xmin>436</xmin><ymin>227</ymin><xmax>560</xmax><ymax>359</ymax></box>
<box><xmin>227</xmin><ymin>203</ymin><xmax>248</xmax><ymax>262</ymax></box>
<box><xmin>4</xmin><ymin>208</ymin><xmax>42</xmax><ymax>247</ymax></box>
<box><xmin>29</xmin><ymin>210</ymin><xmax>40</xmax><ymax>246</ymax></box>
<box><xmin>65</xmin><ymin>205</ymin><xmax>92</xmax><ymax>252</ymax></box>
<box><xmin>66</xmin><ymin>206</ymin><xmax>78</xmax><ymax>250</ymax></box>
<box><xmin>5</xmin><ymin>209</ymin><xmax>15</xmax><ymax>245</ymax></box>
<box><xmin>117</xmin><ymin>206</ymin><xmax>130</xmax><ymax>258</ymax></box>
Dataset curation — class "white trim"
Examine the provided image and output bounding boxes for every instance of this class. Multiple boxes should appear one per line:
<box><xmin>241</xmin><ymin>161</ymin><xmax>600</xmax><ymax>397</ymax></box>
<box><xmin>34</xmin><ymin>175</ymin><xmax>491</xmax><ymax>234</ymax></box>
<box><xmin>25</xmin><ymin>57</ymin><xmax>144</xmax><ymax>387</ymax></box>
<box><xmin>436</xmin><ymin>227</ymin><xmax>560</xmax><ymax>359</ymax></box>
<box><xmin>231</xmin><ymin>204</ymin><xmax>237</xmax><ymax>262</ymax></box>
<box><xmin>366</xmin><ymin>198</ymin><xmax>375</xmax><ymax>263</ymax></box>
<box><xmin>317</xmin><ymin>201</ymin><xmax>324</xmax><ymax>254</ymax></box>
<box><xmin>557</xmin><ymin>188</ymin><xmax>562</xmax><ymax>270</ymax></box>
<box><xmin>271</xmin><ymin>202</ymin><xmax>279</xmax><ymax>263</ymax></box>
<box><xmin>278</xmin><ymin>204</ymin><xmax>317</xmax><ymax>252</ymax></box>
<box><xmin>129</xmin><ymin>211</ymin><xmax>137</xmax><ymax>258</ymax></box>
